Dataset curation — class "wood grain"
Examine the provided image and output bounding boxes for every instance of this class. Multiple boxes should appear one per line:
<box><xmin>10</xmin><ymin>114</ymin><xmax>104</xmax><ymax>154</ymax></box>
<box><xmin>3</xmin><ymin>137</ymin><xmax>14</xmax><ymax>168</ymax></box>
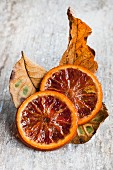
<box><xmin>0</xmin><ymin>0</ymin><xmax>113</xmax><ymax>170</ymax></box>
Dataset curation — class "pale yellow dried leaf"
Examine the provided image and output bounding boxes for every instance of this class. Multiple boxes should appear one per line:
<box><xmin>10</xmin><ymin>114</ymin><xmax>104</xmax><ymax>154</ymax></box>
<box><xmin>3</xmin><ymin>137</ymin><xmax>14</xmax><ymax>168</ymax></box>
<box><xmin>22</xmin><ymin>52</ymin><xmax>46</xmax><ymax>88</ymax></box>
<box><xmin>9</xmin><ymin>57</ymin><xmax>36</xmax><ymax>108</ymax></box>
<box><xmin>9</xmin><ymin>52</ymin><xmax>46</xmax><ymax>108</ymax></box>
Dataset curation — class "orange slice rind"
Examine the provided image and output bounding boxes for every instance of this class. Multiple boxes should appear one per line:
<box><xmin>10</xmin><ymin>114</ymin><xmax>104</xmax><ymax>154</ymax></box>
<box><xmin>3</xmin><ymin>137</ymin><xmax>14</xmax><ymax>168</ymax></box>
<box><xmin>16</xmin><ymin>91</ymin><xmax>78</xmax><ymax>151</ymax></box>
<box><xmin>40</xmin><ymin>65</ymin><xmax>103</xmax><ymax>125</ymax></box>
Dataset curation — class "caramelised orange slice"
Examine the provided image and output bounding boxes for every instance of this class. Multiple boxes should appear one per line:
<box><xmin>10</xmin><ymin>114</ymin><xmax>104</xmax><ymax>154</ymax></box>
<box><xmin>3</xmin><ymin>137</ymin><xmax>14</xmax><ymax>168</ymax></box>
<box><xmin>40</xmin><ymin>65</ymin><xmax>103</xmax><ymax>125</ymax></box>
<box><xmin>16</xmin><ymin>91</ymin><xmax>78</xmax><ymax>151</ymax></box>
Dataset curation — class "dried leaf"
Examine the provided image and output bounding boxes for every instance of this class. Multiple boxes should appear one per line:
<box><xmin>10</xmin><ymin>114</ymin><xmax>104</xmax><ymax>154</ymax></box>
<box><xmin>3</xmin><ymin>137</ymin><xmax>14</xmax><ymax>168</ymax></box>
<box><xmin>59</xmin><ymin>7</ymin><xmax>98</xmax><ymax>73</ymax></box>
<box><xmin>9</xmin><ymin>52</ymin><xmax>46</xmax><ymax>108</ymax></box>
<box><xmin>71</xmin><ymin>103</ymin><xmax>108</xmax><ymax>144</ymax></box>
<box><xmin>22</xmin><ymin>52</ymin><xmax>46</xmax><ymax>89</ymax></box>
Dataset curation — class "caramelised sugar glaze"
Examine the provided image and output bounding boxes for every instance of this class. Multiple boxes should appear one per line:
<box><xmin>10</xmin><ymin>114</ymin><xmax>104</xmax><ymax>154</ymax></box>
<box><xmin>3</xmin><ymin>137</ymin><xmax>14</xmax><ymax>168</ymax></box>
<box><xmin>44</xmin><ymin>68</ymin><xmax>98</xmax><ymax>118</ymax></box>
<box><xmin>21</xmin><ymin>96</ymin><xmax>72</xmax><ymax>144</ymax></box>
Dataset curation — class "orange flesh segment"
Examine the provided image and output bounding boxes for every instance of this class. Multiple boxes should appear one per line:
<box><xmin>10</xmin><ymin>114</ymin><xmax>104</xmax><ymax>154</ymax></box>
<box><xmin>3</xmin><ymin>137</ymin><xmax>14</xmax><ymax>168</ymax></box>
<box><xmin>40</xmin><ymin>65</ymin><xmax>103</xmax><ymax>125</ymax></box>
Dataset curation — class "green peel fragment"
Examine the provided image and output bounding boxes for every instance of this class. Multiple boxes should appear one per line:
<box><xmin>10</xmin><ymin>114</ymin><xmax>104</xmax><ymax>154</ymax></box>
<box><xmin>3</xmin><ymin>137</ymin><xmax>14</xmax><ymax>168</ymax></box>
<box><xmin>15</xmin><ymin>80</ymin><xmax>22</xmax><ymax>87</ymax></box>
<box><xmin>85</xmin><ymin>125</ymin><xmax>94</xmax><ymax>134</ymax></box>
<box><xmin>78</xmin><ymin>126</ymin><xmax>85</xmax><ymax>135</ymax></box>
<box><xmin>23</xmin><ymin>86</ymin><xmax>28</xmax><ymax>95</ymax></box>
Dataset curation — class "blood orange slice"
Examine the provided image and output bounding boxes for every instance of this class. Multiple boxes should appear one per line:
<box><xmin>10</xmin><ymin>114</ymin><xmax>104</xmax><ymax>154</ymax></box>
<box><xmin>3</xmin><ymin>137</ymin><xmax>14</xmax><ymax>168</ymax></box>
<box><xmin>16</xmin><ymin>91</ymin><xmax>78</xmax><ymax>151</ymax></box>
<box><xmin>40</xmin><ymin>65</ymin><xmax>103</xmax><ymax>125</ymax></box>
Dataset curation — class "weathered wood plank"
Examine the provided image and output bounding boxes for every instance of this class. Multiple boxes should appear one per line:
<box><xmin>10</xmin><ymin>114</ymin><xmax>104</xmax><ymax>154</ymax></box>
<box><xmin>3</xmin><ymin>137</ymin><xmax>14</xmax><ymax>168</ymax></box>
<box><xmin>0</xmin><ymin>0</ymin><xmax>113</xmax><ymax>170</ymax></box>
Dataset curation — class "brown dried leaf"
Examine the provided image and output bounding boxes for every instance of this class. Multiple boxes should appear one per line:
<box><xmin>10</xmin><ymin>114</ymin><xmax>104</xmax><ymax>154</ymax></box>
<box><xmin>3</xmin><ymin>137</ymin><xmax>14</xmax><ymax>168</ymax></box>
<box><xmin>72</xmin><ymin>103</ymin><xmax>108</xmax><ymax>144</ymax></box>
<box><xmin>59</xmin><ymin>7</ymin><xmax>98</xmax><ymax>73</ymax></box>
<box><xmin>9</xmin><ymin>52</ymin><xmax>46</xmax><ymax>108</ymax></box>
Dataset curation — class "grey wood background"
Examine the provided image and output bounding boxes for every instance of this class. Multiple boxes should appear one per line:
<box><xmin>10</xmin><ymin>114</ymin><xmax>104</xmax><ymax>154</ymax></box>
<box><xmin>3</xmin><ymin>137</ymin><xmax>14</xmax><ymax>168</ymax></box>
<box><xmin>0</xmin><ymin>0</ymin><xmax>113</xmax><ymax>170</ymax></box>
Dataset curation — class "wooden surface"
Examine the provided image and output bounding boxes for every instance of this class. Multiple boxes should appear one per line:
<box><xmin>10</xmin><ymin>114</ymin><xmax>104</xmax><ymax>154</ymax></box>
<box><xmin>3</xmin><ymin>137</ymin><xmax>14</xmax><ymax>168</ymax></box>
<box><xmin>0</xmin><ymin>0</ymin><xmax>113</xmax><ymax>170</ymax></box>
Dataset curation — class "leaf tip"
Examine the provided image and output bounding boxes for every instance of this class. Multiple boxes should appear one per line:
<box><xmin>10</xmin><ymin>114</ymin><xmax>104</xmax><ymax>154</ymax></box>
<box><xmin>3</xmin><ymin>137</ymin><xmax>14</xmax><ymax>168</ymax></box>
<box><xmin>67</xmin><ymin>7</ymin><xmax>71</xmax><ymax>13</ymax></box>
<box><xmin>21</xmin><ymin>51</ymin><xmax>24</xmax><ymax>58</ymax></box>
<box><xmin>67</xmin><ymin>7</ymin><xmax>75</xmax><ymax>19</ymax></box>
